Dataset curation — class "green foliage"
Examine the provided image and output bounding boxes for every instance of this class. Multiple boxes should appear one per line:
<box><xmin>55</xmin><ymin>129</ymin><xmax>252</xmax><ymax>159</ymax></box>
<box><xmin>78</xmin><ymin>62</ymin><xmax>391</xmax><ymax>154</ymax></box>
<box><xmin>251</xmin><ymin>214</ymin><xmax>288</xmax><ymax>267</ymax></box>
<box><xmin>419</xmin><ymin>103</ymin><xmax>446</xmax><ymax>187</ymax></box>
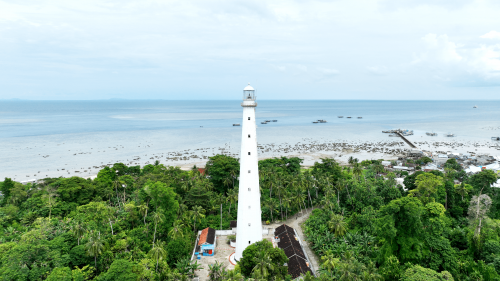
<box><xmin>238</xmin><ymin>239</ymin><xmax>288</xmax><ymax>279</ymax></box>
<box><xmin>98</xmin><ymin>259</ymin><xmax>140</xmax><ymax>281</ymax></box>
<box><xmin>401</xmin><ymin>265</ymin><xmax>454</xmax><ymax>281</ymax></box>
<box><xmin>46</xmin><ymin>267</ymin><xmax>72</xmax><ymax>281</ymax></box>
<box><xmin>205</xmin><ymin>154</ymin><xmax>240</xmax><ymax>194</ymax></box>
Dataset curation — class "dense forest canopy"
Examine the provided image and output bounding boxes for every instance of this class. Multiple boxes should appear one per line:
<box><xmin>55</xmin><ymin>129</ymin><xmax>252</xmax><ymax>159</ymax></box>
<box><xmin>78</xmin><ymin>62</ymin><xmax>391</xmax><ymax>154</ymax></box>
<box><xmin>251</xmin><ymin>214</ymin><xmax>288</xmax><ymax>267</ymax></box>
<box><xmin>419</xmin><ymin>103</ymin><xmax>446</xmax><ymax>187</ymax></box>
<box><xmin>1</xmin><ymin>155</ymin><xmax>500</xmax><ymax>280</ymax></box>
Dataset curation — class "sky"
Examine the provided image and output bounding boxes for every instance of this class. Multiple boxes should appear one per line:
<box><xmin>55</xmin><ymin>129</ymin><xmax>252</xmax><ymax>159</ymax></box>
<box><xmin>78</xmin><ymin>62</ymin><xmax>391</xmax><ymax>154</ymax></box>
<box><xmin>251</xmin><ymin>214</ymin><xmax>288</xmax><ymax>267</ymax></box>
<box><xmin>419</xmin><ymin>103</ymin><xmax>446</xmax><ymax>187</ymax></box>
<box><xmin>0</xmin><ymin>0</ymin><xmax>499</xmax><ymax>100</ymax></box>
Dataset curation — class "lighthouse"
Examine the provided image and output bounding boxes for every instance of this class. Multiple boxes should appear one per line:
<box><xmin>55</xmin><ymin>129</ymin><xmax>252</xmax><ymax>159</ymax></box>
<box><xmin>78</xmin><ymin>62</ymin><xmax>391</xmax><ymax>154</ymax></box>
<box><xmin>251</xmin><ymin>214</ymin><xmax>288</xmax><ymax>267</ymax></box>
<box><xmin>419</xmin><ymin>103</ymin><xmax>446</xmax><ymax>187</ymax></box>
<box><xmin>235</xmin><ymin>84</ymin><xmax>263</xmax><ymax>261</ymax></box>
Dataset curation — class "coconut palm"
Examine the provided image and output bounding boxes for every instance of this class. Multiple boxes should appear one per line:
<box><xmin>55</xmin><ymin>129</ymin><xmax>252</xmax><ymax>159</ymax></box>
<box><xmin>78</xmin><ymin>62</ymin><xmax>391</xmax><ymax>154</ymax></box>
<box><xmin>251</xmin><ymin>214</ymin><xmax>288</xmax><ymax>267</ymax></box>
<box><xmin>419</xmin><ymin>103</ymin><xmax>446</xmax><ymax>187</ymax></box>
<box><xmin>151</xmin><ymin>210</ymin><xmax>165</xmax><ymax>246</ymax></box>
<box><xmin>191</xmin><ymin>205</ymin><xmax>206</xmax><ymax>232</ymax></box>
<box><xmin>227</xmin><ymin>188</ymin><xmax>238</xmax><ymax>215</ymax></box>
<box><xmin>353</xmin><ymin>162</ymin><xmax>363</xmax><ymax>180</ymax></box>
<box><xmin>263</xmin><ymin>198</ymin><xmax>277</xmax><ymax>222</ymax></box>
<box><xmin>328</xmin><ymin>214</ymin><xmax>348</xmax><ymax>237</ymax></box>
<box><xmin>71</xmin><ymin>220</ymin><xmax>86</xmax><ymax>245</ymax></box>
<box><xmin>208</xmin><ymin>261</ymin><xmax>226</xmax><ymax>281</ymax></box>
<box><xmin>169</xmin><ymin>220</ymin><xmax>185</xmax><ymax>239</ymax></box>
<box><xmin>150</xmin><ymin>241</ymin><xmax>167</xmax><ymax>273</ymax></box>
<box><xmin>85</xmin><ymin>230</ymin><xmax>104</xmax><ymax>268</ymax></box>
<box><xmin>138</xmin><ymin>203</ymin><xmax>149</xmax><ymax>225</ymax></box>
<box><xmin>223</xmin><ymin>269</ymin><xmax>244</xmax><ymax>281</ymax></box>
<box><xmin>252</xmin><ymin>252</ymin><xmax>274</xmax><ymax>279</ymax></box>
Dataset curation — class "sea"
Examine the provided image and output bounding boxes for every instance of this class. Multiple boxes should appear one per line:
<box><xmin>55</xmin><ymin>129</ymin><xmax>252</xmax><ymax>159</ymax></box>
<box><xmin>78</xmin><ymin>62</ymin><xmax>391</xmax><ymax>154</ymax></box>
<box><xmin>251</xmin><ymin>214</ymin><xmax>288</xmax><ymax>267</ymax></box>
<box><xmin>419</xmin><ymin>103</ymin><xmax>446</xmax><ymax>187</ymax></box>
<box><xmin>1</xmin><ymin>100</ymin><xmax>499</xmax><ymax>181</ymax></box>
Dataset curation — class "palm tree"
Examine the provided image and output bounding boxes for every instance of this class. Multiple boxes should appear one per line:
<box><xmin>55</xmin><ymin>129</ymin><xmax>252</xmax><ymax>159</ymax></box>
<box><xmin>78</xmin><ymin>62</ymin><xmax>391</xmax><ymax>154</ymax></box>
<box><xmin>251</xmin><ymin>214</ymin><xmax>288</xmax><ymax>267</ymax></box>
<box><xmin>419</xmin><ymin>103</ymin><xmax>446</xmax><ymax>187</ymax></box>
<box><xmin>85</xmin><ymin>230</ymin><xmax>104</xmax><ymax>268</ymax></box>
<box><xmin>263</xmin><ymin>198</ymin><xmax>277</xmax><ymax>222</ymax></box>
<box><xmin>208</xmin><ymin>261</ymin><xmax>226</xmax><ymax>281</ymax></box>
<box><xmin>169</xmin><ymin>220</ymin><xmax>185</xmax><ymax>240</ymax></box>
<box><xmin>113</xmin><ymin>176</ymin><xmax>124</xmax><ymax>206</ymax></box>
<box><xmin>71</xmin><ymin>220</ymin><xmax>86</xmax><ymax>245</ymax></box>
<box><xmin>151</xmin><ymin>210</ymin><xmax>165</xmax><ymax>247</ymax></box>
<box><xmin>321</xmin><ymin>251</ymin><xmax>339</xmax><ymax>273</ymax></box>
<box><xmin>191</xmin><ymin>205</ymin><xmax>206</xmax><ymax>232</ymax></box>
<box><xmin>252</xmin><ymin>252</ymin><xmax>274</xmax><ymax>279</ymax></box>
<box><xmin>227</xmin><ymin>188</ymin><xmax>238</xmax><ymax>215</ymax></box>
<box><xmin>41</xmin><ymin>190</ymin><xmax>58</xmax><ymax>219</ymax></box>
<box><xmin>282</xmin><ymin>192</ymin><xmax>292</xmax><ymax>221</ymax></box>
<box><xmin>149</xmin><ymin>241</ymin><xmax>167</xmax><ymax>273</ymax></box>
<box><xmin>353</xmin><ymin>162</ymin><xmax>363</xmax><ymax>180</ymax></box>
<box><xmin>328</xmin><ymin>214</ymin><xmax>348</xmax><ymax>237</ymax></box>
<box><xmin>138</xmin><ymin>203</ymin><xmax>149</xmax><ymax>225</ymax></box>
<box><xmin>455</xmin><ymin>182</ymin><xmax>471</xmax><ymax>201</ymax></box>
<box><xmin>223</xmin><ymin>269</ymin><xmax>244</xmax><ymax>281</ymax></box>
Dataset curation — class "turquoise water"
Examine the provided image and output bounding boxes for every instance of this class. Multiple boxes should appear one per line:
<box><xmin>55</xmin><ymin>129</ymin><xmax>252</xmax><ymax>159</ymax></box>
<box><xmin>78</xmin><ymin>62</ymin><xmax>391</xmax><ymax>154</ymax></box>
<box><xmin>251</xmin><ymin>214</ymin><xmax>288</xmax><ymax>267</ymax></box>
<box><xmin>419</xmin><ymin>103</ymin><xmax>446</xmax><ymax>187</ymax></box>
<box><xmin>1</xmin><ymin>100</ymin><xmax>499</xmax><ymax>180</ymax></box>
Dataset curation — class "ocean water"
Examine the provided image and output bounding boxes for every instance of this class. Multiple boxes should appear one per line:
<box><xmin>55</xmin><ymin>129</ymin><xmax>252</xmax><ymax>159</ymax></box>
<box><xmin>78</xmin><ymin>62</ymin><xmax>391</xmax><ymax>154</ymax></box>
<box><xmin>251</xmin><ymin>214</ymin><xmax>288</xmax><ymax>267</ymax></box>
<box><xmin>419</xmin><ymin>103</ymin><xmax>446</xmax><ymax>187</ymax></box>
<box><xmin>1</xmin><ymin>100</ymin><xmax>499</xmax><ymax>181</ymax></box>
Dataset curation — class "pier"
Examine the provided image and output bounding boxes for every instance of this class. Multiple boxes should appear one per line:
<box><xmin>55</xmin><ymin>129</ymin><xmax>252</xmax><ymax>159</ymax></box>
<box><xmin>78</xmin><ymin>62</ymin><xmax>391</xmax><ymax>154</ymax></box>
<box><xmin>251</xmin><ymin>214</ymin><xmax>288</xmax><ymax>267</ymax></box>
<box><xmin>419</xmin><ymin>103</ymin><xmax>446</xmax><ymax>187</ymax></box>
<box><xmin>395</xmin><ymin>131</ymin><xmax>417</xmax><ymax>148</ymax></box>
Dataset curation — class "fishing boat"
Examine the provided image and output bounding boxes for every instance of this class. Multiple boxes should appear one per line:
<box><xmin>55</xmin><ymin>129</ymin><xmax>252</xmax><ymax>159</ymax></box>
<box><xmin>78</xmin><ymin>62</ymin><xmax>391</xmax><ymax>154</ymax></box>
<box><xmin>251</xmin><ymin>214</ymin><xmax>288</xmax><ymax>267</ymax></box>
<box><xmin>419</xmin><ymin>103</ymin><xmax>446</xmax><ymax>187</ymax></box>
<box><xmin>388</xmin><ymin>134</ymin><xmax>398</xmax><ymax>137</ymax></box>
<box><xmin>312</xmin><ymin>121</ymin><xmax>319</xmax><ymax>123</ymax></box>
<box><xmin>265</xmin><ymin>120</ymin><xmax>271</xmax><ymax>122</ymax></box>
<box><xmin>473</xmin><ymin>105</ymin><xmax>478</xmax><ymax>108</ymax></box>
<box><xmin>318</xmin><ymin>119</ymin><xmax>327</xmax><ymax>123</ymax></box>
<box><xmin>357</xmin><ymin>117</ymin><xmax>362</xmax><ymax>119</ymax></box>
<box><xmin>261</xmin><ymin>121</ymin><xmax>268</xmax><ymax>124</ymax></box>
<box><xmin>347</xmin><ymin>117</ymin><xmax>352</xmax><ymax>118</ymax></box>
<box><xmin>492</xmin><ymin>137</ymin><xmax>500</xmax><ymax>141</ymax></box>
<box><xmin>338</xmin><ymin>116</ymin><xmax>344</xmax><ymax>118</ymax></box>
<box><xmin>446</xmin><ymin>133</ymin><xmax>455</xmax><ymax>137</ymax></box>
<box><xmin>272</xmin><ymin>120</ymin><xmax>277</xmax><ymax>122</ymax></box>
<box><xmin>233</xmin><ymin>124</ymin><xmax>240</xmax><ymax>126</ymax></box>
<box><xmin>426</xmin><ymin>132</ymin><xmax>437</xmax><ymax>136</ymax></box>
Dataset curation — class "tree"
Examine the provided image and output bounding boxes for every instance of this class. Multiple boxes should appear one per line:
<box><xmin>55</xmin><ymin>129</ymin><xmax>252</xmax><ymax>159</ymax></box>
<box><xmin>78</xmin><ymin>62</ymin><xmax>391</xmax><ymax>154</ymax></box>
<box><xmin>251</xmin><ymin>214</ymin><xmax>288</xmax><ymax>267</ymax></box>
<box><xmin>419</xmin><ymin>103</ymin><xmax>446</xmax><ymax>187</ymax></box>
<box><xmin>328</xmin><ymin>214</ymin><xmax>348</xmax><ymax>237</ymax></box>
<box><xmin>401</xmin><ymin>265</ymin><xmax>454</xmax><ymax>281</ymax></box>
<box><xmin>41</xmin><ymin>189</ymin><xmax>59</xmax><ymax>219</ymax></box>
<box><xmin>227</xmin><ymin>188</ymin><xmax>238</xmax><ymax>215</ymax></box>
<box><xmin>191</xmin><ymin>205</ymin><xmax>206</xmax><ymax>232</ymax></box>
<box><xmin>205</xmin><ymin>155</ymin><xmax>240</xmax><ymax>194</ymax></box>
<box><xmin>85</xmin><ymin>230</ymin><xmax>104</xmax><ymax>269</ymax></box>
<box><xmin>238</xmin><ymin>239</ymin><xmax>288</xmax><ymax>278</ymax></box>
<box><xmin>0</xmin><ymin>178</ymin><xmax>15</xmax><ymax>205</ymax></box>
<box><xmin>468</xmin><ymin>194</ymin><xmax>492</xmax><ymax>241</ymax></box>
<box><xmin>71</xmin><ymin>220</ymin><xmax>86</xmax><ymax>245</ymax></box>
<box><xmin>98</xmin><ymin>259</ymin><xmax>140</xmax><ymax>281</ymax></box>
<box><xmin>454</xmin><ymin>183</ymin><xmax>472</xmax><ymax>201</ymax></box>
<box><xmin>252</xmin><ymin>251</ymin><xmax>274</xmax><ymax>279</ymax></box>
<box><xmin>209</xmin><ymin>261</ymin><xmax>226</xmax><ymax>281</ymax></box>
<box><xmin>46</xmin><ymin>267</ymin><xmax>72</xmax><ymax>281</ymax></box>
<box><xmin>409</xmin><ymin>173</ymin><xmax>443</xmax><ymax>204</ymax></box>
<box><xmin>169</xmin><ymin>220</ymin><xmax>185</xmax><ymax>239</ymax></box>
<box><xmin>149</xmin><ymin>241</ymin><xmax>167</xmax><ymax>273</ymax></box>
<box><xmin>151</xmin><ymin>210</ymin><xmax>165</xmax><ymax>246</ymax></box>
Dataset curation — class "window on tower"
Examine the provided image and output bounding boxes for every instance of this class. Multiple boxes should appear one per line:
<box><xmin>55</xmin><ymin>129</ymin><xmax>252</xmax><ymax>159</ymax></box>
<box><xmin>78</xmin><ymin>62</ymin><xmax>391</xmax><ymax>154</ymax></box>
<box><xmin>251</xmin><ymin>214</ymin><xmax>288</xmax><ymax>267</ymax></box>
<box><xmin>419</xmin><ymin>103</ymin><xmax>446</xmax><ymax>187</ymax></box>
<box><xmin>248</xmin><ymin>152</ymin><xmax>251</xmax><ymax>155</ymax></box>
<box><xmin>248</xmin><ymin>170</ymin><xmax>251</xmax><ymax>173</ymax></box>
<box><xmin>248</xmin><ymin>223</ymin><xmax>251</xmax><ymax>226</ymax></box>
<box><xmin>248</xmin><ymin>117</ymin><xmax>250</xmax><ymax>120</ymax></box>
<box><xmin>248</xmin><ymin>206</ymin><xmax>251</xmax><ymax>209</ymax></box>
<box><xmin>249</xmin><ymin>241</ymin><xmax>251</xmax><ymax>244</ymax></box>
<box><xmin>248</xmin><ymin>134</ymin><xmax>250</xmax><ymax>138</ymax></box>
<box><xmin>248</xmin><ymin>188</ymin><xmax>251</xmax><ymax>191</ymax></box>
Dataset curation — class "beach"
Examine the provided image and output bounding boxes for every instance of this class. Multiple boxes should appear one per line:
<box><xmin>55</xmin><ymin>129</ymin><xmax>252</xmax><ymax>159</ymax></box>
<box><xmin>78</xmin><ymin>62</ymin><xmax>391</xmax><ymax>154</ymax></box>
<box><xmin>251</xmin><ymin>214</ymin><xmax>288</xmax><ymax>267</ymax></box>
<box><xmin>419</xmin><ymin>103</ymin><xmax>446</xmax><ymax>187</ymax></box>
<box><xmin>2</xmin><ymin>100</ymin><xmax>500</xmax><ymax>181</ymax></box>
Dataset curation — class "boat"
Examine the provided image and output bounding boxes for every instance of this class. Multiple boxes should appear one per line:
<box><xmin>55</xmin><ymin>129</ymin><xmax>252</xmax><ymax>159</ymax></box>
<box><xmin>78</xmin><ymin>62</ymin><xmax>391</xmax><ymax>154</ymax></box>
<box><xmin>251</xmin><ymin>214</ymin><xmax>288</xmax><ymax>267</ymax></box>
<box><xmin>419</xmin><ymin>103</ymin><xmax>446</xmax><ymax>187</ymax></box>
<box><xmin>338</xmin><ymin>116</ymin><xmax>344</xmax><ymax>118</ymax></box>
<box><xmin>261</xmin><ymin>121</ymin><xmax>268</xmax><ymax>124</ymax></box>
<box><xmin>347</xmin><ymin>117</ymin><xmax>352</xmax><ymax>118</ymax></box>
<box><xmin>312</xmin><ymin>121</ymin><xmax>319</xmax><ymax>123</ymax></box>
<box><xmin>357</xmin><ymin>117</ymin><xmax>362</xmax><ymax>119</ymax></box>
<box><xmin>265</xmin><ymin>120</ymin><xmax>271</xmax><ymax>122</ymax></box>
<box><xmin>272</xmin><ymin>120</ymin><xmax>277</xmax><ymax>122</ymax></box>
<box><xmin>233</xmin><ymin>124</ymin><xmax>240</xmax><ymax>126</ymax></box>
<box><xmin>426</xmin><ymin>132</ymin><xmax>437</xmax><ymax>136</ymax></box>
<box><xmin>318</xmin><ymin>119</ymin><xmax>327</xmax><ymax>123</ymax></box>
<box><xmin>492</xmin><ymin>137</ymin><xmax>500</xmax><ymax>141</ymax></box>
<box><xmin>446</xmin><ymin>133</ymin><xmax>455</xmax><ymax>137</ymax></box>
<box><xmin>473</xmin><ymin>105</ymin><xmax>478</xmax><ymax>108</ymax></box>
<box><xmin>388</xmin><ymin>134</ymin><xmax>398</xmax><ymax>137</ymax></box>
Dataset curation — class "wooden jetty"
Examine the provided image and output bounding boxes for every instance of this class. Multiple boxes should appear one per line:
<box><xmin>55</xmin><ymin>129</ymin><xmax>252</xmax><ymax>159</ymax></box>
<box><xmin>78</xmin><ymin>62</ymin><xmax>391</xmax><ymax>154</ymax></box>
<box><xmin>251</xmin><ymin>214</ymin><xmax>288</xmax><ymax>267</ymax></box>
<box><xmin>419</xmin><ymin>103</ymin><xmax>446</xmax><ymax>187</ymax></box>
<box><xmin>395</xmin><ymin>131</ymin><xmax>417</xmax><ymax>148</ymax></box>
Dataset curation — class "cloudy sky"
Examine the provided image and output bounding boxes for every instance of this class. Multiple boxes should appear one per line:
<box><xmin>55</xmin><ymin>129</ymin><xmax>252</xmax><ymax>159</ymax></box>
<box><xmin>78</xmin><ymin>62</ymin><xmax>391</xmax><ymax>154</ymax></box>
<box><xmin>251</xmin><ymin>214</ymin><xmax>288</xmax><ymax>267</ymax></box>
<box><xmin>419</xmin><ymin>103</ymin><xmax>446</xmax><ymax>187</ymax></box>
<box><xmin>1</xmin><ymin>0</ymin><xmax>499</xmax><ymax>100</ymax></box>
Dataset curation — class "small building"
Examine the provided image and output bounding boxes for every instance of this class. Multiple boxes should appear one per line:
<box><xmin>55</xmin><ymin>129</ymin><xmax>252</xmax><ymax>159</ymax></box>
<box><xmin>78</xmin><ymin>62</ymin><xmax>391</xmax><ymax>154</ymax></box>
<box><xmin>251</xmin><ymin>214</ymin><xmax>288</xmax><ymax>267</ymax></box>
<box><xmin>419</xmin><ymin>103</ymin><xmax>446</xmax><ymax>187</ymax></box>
<box><xmin>230</xmin><ymin>220</ymin><xmax>237</xmax><ymax>233</ymax></box>
<box><xmin>274</xmin><ymin>224</ymin><xmax>313</xmax><ymax>279</ymax></box>
<box><xmin>198</xmin><ymin>227</ymin><xmax>216</xmax><ymax>256</ymax></box>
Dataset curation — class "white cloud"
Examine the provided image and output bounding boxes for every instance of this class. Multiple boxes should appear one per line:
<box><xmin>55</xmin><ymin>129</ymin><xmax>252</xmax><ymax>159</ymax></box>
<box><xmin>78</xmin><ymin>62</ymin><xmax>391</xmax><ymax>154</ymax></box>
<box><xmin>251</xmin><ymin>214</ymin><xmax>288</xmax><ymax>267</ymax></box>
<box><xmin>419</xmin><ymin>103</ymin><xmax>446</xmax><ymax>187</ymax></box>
<box><xmin>366</xmin><ymin>66</ymin><xmax>388</xmax><ymax>75</ymax></box>
<box><xmin>480</xmin><ymin>30</ymin><xmax>500</xmax><ymax>40</ymax></box>
<box><xmin>412</xmin><ymin>33</ymin><xmax>500</xmax><ymax>84</ymax></box>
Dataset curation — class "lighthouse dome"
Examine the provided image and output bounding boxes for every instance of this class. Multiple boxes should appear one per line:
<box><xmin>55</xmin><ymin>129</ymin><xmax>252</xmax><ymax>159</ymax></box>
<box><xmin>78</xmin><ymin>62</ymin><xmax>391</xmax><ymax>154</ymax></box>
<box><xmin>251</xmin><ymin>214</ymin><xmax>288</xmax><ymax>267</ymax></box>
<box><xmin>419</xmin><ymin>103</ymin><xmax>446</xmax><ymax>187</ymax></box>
<box><xmin>243</xmin><ymin>83</ymin><xmax>254</xmax><ymax>91</ymax></box>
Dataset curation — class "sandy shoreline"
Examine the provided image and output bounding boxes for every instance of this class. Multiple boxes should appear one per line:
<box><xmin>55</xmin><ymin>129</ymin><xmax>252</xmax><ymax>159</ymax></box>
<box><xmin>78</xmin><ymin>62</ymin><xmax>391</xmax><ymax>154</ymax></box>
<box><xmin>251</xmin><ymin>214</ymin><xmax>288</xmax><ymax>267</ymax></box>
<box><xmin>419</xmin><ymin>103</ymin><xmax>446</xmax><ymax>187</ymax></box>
<box><xmin>13</xmin><ymin>138</ymin><xmax>500</xmax><ymax>182</ymax></box>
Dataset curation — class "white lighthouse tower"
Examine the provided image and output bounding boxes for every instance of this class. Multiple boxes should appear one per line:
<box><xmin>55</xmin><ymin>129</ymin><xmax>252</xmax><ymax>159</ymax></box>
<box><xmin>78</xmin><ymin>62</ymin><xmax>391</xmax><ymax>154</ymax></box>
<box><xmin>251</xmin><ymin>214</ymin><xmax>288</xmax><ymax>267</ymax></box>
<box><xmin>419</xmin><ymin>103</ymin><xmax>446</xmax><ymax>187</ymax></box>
<box><xmin>235</xmin><ymin>84</ymin><xmax>263</xmax><ymax>261</ymax></box>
